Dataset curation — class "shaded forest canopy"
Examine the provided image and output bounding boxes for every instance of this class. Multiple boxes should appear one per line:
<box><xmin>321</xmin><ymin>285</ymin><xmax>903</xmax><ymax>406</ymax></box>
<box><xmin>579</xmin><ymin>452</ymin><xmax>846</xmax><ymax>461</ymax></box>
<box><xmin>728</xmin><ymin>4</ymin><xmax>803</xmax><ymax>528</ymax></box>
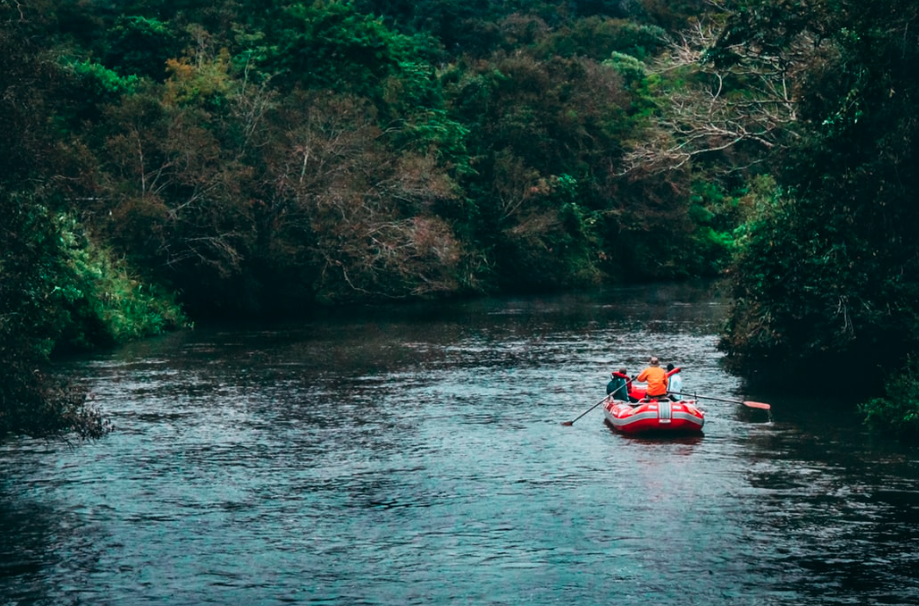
<box><xmin>3</xmin><ymin>0</ymin><xmax>919</xmax><ymax>439</ymax></box>
<box><xmin>0</xmin><ymin>0</ymin><xmax>748</xmax><ymax>319</ymax></box>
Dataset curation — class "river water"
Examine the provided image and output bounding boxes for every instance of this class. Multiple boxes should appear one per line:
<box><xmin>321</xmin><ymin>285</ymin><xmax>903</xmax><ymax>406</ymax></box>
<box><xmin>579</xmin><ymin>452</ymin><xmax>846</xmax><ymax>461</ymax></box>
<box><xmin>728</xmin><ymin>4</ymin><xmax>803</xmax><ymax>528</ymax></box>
<box><xmin>2</xmin><ymin>282</ymin><xmax>918</xmax><ymax>605</ymax></box>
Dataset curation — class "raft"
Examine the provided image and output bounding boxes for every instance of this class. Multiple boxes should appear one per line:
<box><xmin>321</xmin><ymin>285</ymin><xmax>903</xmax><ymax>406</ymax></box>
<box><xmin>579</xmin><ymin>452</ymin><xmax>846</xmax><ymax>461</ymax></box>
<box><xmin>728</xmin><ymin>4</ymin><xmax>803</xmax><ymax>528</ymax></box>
<box><xmin>603</xmin><ymin>396</ymin><xmax>704</xmax><ymax>435</ymax></box>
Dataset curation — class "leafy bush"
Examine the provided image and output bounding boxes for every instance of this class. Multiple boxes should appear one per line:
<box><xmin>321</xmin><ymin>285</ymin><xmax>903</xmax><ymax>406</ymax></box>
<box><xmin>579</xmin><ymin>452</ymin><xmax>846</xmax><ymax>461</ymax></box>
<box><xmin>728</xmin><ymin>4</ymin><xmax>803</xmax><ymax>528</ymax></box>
<box><xmin>0</xmin><ymin>195</ymin><xmax>105</xmax><ymax>438</ymax></box>
<box><xmin>53</xmin><ymin>213</ymin><xmax>187</xmax><ymax>351</ymax></box>
<box><xmin>68</xmin><ymin>59</ymin><xmax>141</xmax><ymax>98</ymax></box>
<box><xmin>859</xmin><ymin>357</ymin><xmax>919</xmax><ymax>442</ymax></box>
<box><xmin>105</xmin><ymin>15</ymin><xmax>178</xmax><ymax>81</ymax></box>
<box><xmin>0</xmin><ymin>193</ymin><xmax>184</xmax><ymax>439</ymax></box>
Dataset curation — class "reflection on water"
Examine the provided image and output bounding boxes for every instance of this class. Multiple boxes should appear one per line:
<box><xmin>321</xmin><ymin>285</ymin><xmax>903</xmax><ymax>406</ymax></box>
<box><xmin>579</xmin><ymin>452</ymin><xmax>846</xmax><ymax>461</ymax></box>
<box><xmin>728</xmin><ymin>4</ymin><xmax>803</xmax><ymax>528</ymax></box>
<box><xmin>2</xmin><ymin>281</ymin><xmax>919</xmax><ymax>605</ymax></box>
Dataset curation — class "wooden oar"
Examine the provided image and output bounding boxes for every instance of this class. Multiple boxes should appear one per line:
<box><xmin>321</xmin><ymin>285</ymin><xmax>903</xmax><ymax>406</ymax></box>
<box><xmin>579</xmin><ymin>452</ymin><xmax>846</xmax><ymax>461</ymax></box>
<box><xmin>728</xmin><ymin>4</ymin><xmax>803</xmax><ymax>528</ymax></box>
<box><xmin>561</xmin><ymin>382</ymin><xmax>626</xmax><ymax>426</ymax></box>
<box><xmin>671</xmin><ymin>392</ymin><xmax>771</xmax><ymax>410</ymax></box>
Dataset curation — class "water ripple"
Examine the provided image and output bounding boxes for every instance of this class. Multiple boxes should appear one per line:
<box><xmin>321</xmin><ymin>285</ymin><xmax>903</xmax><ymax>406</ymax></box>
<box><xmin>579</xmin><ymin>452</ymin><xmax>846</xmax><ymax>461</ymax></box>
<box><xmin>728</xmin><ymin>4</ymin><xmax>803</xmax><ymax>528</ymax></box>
<box><xmin>2</xmin><ymin>285</ymin><xmax>919</xmax><ymax>605</ymax></box>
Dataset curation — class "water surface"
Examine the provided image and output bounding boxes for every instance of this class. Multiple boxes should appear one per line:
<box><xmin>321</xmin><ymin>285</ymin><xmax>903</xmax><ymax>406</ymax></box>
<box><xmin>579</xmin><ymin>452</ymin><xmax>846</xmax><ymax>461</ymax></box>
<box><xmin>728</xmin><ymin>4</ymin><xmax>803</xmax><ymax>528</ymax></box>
<box><xmin>2</xmin><ymin>282</ymin><xmax>918</xmax><ymax>605</ymax></box>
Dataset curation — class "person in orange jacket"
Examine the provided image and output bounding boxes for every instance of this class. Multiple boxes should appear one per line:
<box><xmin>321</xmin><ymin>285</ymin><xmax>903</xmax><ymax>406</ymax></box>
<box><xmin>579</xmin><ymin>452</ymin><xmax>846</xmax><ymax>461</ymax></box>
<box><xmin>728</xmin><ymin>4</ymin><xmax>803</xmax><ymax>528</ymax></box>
<box><xmin>636</xmin><ymin>356</ymin><xmax>668</xmax><ymax>400</ymax></box>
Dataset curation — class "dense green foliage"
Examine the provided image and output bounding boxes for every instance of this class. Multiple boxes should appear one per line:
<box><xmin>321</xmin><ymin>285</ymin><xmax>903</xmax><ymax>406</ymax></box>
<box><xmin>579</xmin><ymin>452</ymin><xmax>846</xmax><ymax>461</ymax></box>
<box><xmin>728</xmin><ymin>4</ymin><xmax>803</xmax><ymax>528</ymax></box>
<box><xmin>5</xmin><ymin>0</ymin><xmax>919</xmax><ymax>438</ymax></box>
<box><xmin>0</xmin><ymin>16</ymin><xmax>184</xmax><ymax>438</ymax></box>
<box><xmin>0</xmin><ymin>0</ymin><xmax>739</xmax><ymax>321</ymax></box>
<box><xmin>859</xmin><ymin>356</ymin><xmax>919</xmax><ymax>441</ymax></box>
<box><xmin>714</xmin><ymin>0</ymin><xmax>919</xmax><ymax>435</ymax></box>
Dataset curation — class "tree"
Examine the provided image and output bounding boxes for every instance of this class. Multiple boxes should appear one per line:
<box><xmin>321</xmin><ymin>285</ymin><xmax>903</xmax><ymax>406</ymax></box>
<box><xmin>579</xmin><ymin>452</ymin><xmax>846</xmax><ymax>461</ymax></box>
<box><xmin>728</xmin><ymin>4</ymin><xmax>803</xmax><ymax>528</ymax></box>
<box><xmin>617</xmin><ymin>18</ymin><xmax>801</xmax><ymax>176</ymax></box>
<box><xmin>716</xmin><ymin>0</ymin><xmax>919</xmax><ymax>380</ymax></box>
<box><xmin>255</xmin><ymin>91</ymin><xmax>467</xmax><ymax>305</ymax></box>
<box><xmin>105</xmin><ymin>15</ymin><xmax>180</xmax><ymax>81</ymax></box>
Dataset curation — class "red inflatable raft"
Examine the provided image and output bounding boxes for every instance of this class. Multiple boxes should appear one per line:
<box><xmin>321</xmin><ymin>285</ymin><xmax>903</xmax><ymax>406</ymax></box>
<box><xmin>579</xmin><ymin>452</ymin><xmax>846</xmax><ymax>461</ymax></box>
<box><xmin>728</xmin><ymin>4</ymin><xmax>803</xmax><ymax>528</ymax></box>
<box><xmin>603</xmin><ymin>396</ymin><xmax>705</xmax><ymax>435</ymax></box>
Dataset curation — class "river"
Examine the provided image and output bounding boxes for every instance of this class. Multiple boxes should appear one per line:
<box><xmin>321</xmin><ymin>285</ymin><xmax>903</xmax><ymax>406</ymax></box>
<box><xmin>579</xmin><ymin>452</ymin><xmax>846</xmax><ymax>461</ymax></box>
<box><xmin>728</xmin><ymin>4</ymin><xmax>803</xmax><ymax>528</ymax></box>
<box><xmin>2</xmin><ymin>282</ymin><xmax>918</xmax><ymax>605</ymax></box>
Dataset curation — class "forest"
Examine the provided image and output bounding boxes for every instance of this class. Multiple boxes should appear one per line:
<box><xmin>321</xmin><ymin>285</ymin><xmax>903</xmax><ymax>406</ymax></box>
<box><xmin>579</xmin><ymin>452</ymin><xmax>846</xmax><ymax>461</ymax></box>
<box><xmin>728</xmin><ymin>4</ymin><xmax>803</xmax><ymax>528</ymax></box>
<box><xmin>2</xmin><ymin>0</ymin><xmax>919</xmax><ymax>440</ymax></box>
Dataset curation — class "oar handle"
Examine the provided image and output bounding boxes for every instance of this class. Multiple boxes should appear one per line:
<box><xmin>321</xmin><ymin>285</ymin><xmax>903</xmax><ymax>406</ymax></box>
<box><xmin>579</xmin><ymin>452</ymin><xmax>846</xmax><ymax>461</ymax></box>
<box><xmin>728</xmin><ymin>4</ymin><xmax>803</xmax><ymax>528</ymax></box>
<box><xmin>561</xmin><ymin>382</ymin><xmax>627</xmax><ymax>426</ymax></box>
<box><xmin>561</xmin><ymin>397</ymin><xmax>607</xmax><ymax>426</ymax></box>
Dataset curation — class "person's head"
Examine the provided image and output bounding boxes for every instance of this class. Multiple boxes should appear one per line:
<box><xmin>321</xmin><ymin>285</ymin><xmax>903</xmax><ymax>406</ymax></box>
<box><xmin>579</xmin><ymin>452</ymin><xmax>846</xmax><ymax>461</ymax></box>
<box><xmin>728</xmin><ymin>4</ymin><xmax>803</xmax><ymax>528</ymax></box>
<box><xmin>649</xmin><ymin>356</ymin><xmax>659</xmax><ymax>366</ymax></box>
<box><xmin>618</xmin><ymin>367</ymin><xmax>627</xmax><ymax>375</ymax></box>
<box><xmin>666</xmin><ymin>363</ymin><xmax>674</xmax><ymax>372</ymax></box>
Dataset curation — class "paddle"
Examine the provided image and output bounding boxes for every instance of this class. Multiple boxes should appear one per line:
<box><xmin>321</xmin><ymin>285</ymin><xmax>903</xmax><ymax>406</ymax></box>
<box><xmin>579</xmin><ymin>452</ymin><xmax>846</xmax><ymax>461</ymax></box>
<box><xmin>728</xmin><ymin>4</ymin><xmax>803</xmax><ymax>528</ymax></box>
<box><xmin>670</xmin><ymin>392</ymin><xmax>771</xmax><ymax>410</ymax></box>
<box><xmin>561</xmin><ymin>382</ymin><xmax>627</xmax><ymax>426</ymax></box>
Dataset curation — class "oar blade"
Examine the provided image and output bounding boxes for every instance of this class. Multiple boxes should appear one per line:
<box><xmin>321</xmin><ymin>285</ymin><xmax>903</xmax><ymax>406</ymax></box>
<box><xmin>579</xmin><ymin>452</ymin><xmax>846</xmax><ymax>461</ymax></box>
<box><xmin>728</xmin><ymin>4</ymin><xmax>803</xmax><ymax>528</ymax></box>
<box><xmin>743</xmin><ymin>401</ymin><xmax>771</xmax><ymax>410</ymax></box>
<box><xmin>560</xmin><ymin>421</ymin><xmax>574</xmax><ymax>426</ymax></box>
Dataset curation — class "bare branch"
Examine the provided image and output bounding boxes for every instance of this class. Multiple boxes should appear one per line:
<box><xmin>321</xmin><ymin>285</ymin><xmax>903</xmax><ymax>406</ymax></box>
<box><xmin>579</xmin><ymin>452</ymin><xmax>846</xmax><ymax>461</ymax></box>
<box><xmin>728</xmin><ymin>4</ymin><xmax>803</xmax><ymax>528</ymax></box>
<box><xmin>620</xmin><ymin>19</ymin><xmax>810</xmax><ymax>176</ymax></box>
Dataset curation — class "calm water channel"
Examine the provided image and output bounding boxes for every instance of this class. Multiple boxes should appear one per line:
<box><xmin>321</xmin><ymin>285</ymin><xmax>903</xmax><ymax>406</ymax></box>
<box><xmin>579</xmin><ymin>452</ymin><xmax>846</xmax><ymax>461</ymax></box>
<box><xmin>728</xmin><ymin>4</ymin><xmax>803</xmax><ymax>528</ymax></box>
<box><xmin>2</xmin><ymin>282</ymin><xmax>919</xmax><ymax>605</ymax></box>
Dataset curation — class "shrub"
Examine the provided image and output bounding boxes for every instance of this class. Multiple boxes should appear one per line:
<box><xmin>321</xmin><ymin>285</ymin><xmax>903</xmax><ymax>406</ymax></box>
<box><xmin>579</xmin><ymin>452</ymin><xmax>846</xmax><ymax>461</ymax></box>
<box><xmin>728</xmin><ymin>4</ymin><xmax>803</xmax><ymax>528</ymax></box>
<box><xmin>859</xmin><ymin>357</ymin><xmax>919</xmax><ymax>442</ymax></box>
<box><xmin>0</xmin><ymin>192</ymin><xmax>183</xmax><ymax>439</ymax></box>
